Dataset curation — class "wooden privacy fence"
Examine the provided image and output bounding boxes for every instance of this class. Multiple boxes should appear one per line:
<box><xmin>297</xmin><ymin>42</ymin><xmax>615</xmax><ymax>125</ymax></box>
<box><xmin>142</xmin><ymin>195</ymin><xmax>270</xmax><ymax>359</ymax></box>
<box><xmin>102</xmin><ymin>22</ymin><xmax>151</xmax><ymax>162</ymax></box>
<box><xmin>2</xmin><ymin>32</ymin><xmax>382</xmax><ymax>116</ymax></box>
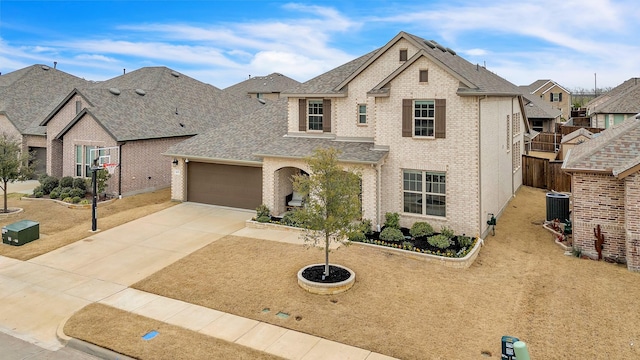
<box><xmin>530</xmin><ymin>132</ymin><xmax>562</xmax><ymax>152</ymax></box>
<box><xmin>522</xmin><ymin>155</ymin><xmax>571</xmax><ymax>192</ymax></box>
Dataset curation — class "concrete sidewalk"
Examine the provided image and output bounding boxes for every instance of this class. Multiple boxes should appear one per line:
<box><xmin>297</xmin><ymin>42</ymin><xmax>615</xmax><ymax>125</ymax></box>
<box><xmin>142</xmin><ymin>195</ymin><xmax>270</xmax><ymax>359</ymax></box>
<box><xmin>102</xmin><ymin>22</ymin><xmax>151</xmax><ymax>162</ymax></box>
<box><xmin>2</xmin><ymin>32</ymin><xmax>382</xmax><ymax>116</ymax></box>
<box><xmin>0</xmin><ymin>203</ymin><xmax>396</xmax><ymax>360</ymax></box>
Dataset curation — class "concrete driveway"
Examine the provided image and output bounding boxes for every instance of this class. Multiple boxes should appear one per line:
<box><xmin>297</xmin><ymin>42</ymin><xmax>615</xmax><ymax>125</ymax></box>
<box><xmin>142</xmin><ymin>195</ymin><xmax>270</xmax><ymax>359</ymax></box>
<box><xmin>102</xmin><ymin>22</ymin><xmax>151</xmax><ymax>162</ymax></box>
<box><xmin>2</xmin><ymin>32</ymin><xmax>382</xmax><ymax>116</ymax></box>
<box><xmin>0</xmin><ymin>203</ymin><xmax>253</xmax><ymax>350</ymax></box>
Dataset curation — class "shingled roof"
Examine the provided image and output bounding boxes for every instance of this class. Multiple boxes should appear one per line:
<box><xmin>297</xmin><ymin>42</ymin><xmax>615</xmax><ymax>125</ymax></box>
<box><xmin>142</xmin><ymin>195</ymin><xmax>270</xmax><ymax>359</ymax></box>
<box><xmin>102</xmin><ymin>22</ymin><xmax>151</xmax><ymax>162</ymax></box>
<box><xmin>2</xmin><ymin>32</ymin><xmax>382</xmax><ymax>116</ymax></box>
<box><xmin>224</xmin><ymin>73</ymin><xmax>300</xmax><ymax>99</ymax></box>
<box><xmin>520</xmin><ymin>93</ymin><xmax>562</xmax><ymax>119</ymax></box>
<box><xmin>283</xmin><ymin>32</ymin><xmax>521</xmax><ymax>97</ymax></box>
<box><xmin>0</xmin><ymin>64</ymin><xmax>90</xmax><ymax>135</ymax></box>
<box><xmin>44</xmin><ymin>67</ymin><xmax>264</xmax><ymax>142</ymax></box>
<box><xmin>562</xmin><ymin>117</ymin><xmax>640</xmax><ymax>178</ymax></box>
<box><xmin>587</xmin><ymin>77</ymin><xmax>640</xmax><ymax>113</ymax></box>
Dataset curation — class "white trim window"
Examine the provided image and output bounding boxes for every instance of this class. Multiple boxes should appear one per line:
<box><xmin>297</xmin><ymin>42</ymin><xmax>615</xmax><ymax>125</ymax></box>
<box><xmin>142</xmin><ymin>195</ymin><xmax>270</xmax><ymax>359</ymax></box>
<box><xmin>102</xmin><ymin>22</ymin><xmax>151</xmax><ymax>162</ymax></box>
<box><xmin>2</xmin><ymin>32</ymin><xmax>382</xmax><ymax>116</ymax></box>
<box><xmin>403</xmin><ymin>170</ymin><xmax>446</xmax><ymax>217</ymax></box>
<box><xmin>358</xmin><ymin>104</ymin><xmax>367</xmax><ymax>124</ymax></box>
<box><xmin>414</xmin><ymin>100</ymin><xmax>435</xmax><ymax>137</ymax></box>
<box><xmin>308</xmin><ymin>100</ymin><xmax>323</xmax><ymax>131</ymax></box>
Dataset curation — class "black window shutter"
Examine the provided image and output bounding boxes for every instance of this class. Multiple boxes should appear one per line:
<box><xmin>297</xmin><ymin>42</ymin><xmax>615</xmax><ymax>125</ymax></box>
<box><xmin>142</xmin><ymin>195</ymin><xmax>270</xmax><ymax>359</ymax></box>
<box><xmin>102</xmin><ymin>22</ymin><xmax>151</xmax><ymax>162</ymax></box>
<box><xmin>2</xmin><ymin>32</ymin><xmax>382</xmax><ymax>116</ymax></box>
<box><xmin>435</xmin><ymin>99</ymin><xmax>446</xmax><ymax>139</ymax></box>
<box><xmin>549</xmin><ymin>93</ymin><xmax>553</xmax><ymax>101</ymax></box>
<box><xmin>559</xmin><ymin>93</ymin><xmax>563</xmax><ymax>102</ymax></box>
<box><xmin>299</xmin><ymin>99</ymin><xmax>306</xmax><ymax>131</ymax></box>
<box><xmin>402</xmin><ymin>99</ymin><xmax>412</xmax><ymax>137</ymax></box>
<box><xmin>323</xmin><ymin>99</ymin><xmax>331</xmax><ymax>132</ymax></box>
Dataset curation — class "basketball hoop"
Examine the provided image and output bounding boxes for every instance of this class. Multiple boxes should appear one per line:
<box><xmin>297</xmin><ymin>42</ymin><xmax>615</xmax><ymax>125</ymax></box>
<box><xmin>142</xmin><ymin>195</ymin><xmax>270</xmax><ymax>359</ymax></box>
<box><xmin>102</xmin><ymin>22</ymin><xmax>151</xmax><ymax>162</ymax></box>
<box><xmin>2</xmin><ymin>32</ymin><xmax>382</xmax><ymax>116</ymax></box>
<box><xmin>102</xmin><ymin>163</ymin><xmax>118</xmax><ymax>175</ymax></box>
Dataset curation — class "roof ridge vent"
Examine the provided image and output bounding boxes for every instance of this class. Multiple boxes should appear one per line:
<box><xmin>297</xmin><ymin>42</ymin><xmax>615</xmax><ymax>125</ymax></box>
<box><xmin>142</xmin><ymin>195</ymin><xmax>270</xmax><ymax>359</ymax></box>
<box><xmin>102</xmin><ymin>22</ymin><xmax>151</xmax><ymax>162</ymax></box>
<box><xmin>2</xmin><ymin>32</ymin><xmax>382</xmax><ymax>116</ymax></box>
<box><xmin>435</xmin><ymin>43</ymin><xmax>447</xmax><ymax>52</ymax></box>
<box><xmin>109</xmin><ymin>88</ymin><xmax>121</xmax><ymax>95</ymax></box>
<box><xmin>446</xmin><ymin>47</ymin><xmax>456</xmax><ymax>56</ymax></box>
<box><xmin>171</xmin><ymin>71</ymin><xmax>180</xmax><ymax>77</ymax></box>
<box><xmin>424</xmin><ymin>40</ymin><xmax>436</xmax><ymax>49</ymax></box>
<box><xmin>135</xmin><ymin>89</ymin><xmax>146</xmax><ymax>96</ymax></box>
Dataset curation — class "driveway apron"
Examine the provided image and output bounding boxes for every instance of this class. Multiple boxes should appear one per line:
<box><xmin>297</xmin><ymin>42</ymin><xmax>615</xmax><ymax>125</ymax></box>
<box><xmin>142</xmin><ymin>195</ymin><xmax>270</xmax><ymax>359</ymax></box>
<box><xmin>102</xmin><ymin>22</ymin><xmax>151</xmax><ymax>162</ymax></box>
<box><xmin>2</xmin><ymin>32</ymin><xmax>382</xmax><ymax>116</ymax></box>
<box><xmin>0</xmin><ymin>203</ymin><xmax>252</xmax><ymax>350</ymax></box>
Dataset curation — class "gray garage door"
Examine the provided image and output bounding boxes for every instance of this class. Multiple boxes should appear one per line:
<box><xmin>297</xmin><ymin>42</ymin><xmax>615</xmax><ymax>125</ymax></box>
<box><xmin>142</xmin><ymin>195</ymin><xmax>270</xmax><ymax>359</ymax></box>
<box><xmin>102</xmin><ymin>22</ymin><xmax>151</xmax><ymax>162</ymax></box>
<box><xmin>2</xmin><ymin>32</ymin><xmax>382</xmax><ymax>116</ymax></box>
<box><xmin>187</xmin><ymin>162</ymin><xmax>262</xmax><ymax>209</ymax></box>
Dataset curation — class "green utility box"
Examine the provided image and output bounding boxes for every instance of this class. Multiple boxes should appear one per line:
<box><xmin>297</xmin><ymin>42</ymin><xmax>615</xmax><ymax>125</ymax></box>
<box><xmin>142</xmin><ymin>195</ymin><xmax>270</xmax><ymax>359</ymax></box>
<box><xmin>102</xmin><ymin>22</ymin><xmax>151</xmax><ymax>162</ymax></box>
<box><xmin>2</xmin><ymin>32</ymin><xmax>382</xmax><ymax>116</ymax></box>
<box><xmin>2</xmin><ymin>220</ymin><xmax>39</xmax><ymax>246</ymax></box>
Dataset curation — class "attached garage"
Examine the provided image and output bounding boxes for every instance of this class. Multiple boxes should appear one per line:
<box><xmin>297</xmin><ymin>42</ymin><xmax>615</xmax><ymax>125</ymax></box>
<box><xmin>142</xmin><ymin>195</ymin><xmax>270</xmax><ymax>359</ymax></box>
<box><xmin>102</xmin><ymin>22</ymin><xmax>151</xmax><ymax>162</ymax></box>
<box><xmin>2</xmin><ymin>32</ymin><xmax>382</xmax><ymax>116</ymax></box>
<box><xmin>186</xmin><ymin>162</ymin><xmax>262</xmax><ymax>209</ymax></box>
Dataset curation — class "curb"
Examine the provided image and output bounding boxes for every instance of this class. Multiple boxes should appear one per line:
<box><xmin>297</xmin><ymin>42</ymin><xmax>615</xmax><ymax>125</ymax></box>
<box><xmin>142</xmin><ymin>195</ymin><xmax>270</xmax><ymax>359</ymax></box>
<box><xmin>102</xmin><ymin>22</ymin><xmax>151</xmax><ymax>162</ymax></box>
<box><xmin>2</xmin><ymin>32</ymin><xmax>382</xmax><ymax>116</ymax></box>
<box><xmin>57</xmin><ymin>315</ymin><xmax>135</xmax><ymax>360</ymax></box>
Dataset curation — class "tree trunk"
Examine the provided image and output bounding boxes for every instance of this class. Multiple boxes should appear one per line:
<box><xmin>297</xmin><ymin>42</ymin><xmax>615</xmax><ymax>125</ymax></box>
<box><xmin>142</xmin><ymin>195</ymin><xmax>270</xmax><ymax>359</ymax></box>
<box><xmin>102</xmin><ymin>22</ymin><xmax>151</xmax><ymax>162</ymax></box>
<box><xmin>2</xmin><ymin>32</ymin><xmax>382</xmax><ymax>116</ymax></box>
<box><xmin>3</xmin><ymin>180</ymin><xmax>7</xmax><ymax>213</ymax></box>
<box><xmin>324</xmin><ymin>232</ymin><xmax>330</xmax><ymax>277</ymax></box>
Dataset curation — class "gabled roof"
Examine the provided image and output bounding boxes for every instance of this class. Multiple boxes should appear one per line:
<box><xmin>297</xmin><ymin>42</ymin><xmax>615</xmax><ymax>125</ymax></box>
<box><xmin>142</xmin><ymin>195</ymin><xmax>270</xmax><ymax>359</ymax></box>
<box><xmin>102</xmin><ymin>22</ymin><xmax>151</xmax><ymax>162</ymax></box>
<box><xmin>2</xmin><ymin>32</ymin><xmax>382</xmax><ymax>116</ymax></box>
<box><xmin>561</xmin><ymin>128</ymin><xmax>593</xmax><ymax>144</ymax></box>
<box><xmin>587</xmin><ymin>77</ymin><xmax>640</xmax><ymax>112</ymax></box>
<box><xmin>522</xmin><ymin>79</ymin><xmax>571</xmax><ymax>95</ymax></box>
<box><xmin>562</xmin><ymin>117</ymin><xmax>640</xmax><ymax>178</ymax></box>
<box><xmin>589</xmin><ymin>80</ymin><xmax>640</xmax><ymax>114</ymax></box>
<box><xmin>0</xmin><ymin>64</ymin><xmax>90</xmax><ymax>135</ymax></box>
<box><xmin>44</xmin><ymin>67</ymin><xmax>264</xmax><ymax>142</ymax></box>
<box><xmin>284</xmin><ymin>31</ymin><xmax>522</xmax><ymax>98</ymax></box>
<box><xmin>224</xmin><ymin>73</ymin><xmax>300</xmax><ymax>99</ymax></box>
<box><xmin>521</xmin><ymin>94</ymin><xmax>562</xmax><ymax>119</ymax></box>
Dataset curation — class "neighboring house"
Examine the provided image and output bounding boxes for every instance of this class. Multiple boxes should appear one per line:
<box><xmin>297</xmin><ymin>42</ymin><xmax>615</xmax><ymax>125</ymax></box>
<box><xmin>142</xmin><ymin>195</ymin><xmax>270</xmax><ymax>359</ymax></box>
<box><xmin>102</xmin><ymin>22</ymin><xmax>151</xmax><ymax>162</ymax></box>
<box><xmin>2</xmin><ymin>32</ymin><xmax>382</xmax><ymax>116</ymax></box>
<box><xmin>0</xmin><ymin>64</ymin><xmax>90</xmax><ymax>174</ymax></box>
<box><xmin>224</xmin><ymin>73</ymin><xmax>300</xmax><ymax>101</ymax></box>
<box><xmin>586</xmin><ymin>78</ymin><xmax>640</xmax><ymax>129</ymax></box>
<box><xmin>521</xmin><ymin>80</ymin><xmax>572</xmax><ymax>121</ymax></box>
<box><xmin>558</xmin><ymin>128</ymin><xmax>593</xmax><ymax>160</ymax></box>
<box><xmin>562</xmin><ymin>116</ymin><xmax>640</xmax><ymax>272</ymax></box>
<box><xmin>39</xmin><ymin>66</ymin><xmax>263</xmax><ymax>197</ymax></box>
<box><xmin>520</xmin><ymin>94</ymin><xmax>562</xmax><ymax>132</ymax></box>
<box><xmin>168</xmin><ymin>31</ymin><xmax>530</xmax><ymax>238</ymax></box>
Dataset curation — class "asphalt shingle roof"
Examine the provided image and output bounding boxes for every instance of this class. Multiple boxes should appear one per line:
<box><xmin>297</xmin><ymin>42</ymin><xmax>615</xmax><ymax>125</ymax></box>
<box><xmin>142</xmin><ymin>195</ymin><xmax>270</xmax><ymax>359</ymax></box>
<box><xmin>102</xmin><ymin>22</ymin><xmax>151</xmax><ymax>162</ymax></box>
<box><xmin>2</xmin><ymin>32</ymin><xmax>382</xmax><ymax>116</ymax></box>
<box><xmin>562</xmin><ymin>117</ymin><xmax>640</xmax><ymax>177</ymax></box>
<box><xmin>54</xmin><ymin>67</ymin><xmax>265</xmax><ymax>141</ymax></box>
<box><xmin>0</xmin><ymin>64</ymin><xmax>90</xmax><ymax>135</ymax></box>
<box><xmin>224</xmin><ymin>73</ymin><xmax>300</xmax><ymax>99</ymax></box>
<box><xmin>588</xmin><ymin>77</ymin><xmax>640</xmax><ymax>113</ymax></box>
<box><xmin>520</xmin><ymin>93</ymin><xmax>562</xmax><ymax>119</ymax></box>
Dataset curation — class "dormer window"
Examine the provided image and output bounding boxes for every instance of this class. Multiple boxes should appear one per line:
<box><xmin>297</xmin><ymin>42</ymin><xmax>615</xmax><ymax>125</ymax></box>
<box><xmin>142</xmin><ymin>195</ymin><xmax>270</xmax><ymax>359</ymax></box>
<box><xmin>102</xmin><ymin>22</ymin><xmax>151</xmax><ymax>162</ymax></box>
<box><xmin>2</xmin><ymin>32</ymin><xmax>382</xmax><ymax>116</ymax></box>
<box><xmin>399</xmin><ymin>49</ymin><xmax>408</xmax><ymax>61</ymax></box>
<box><xmin>308</xmin><ymin>100</ymin><xmax>323</xmax><ymax>131</ymax></box>
<box><xmin>298</xmin><ymin>99</ymin><xmax>331</xmax><ymax>133</ymax></box>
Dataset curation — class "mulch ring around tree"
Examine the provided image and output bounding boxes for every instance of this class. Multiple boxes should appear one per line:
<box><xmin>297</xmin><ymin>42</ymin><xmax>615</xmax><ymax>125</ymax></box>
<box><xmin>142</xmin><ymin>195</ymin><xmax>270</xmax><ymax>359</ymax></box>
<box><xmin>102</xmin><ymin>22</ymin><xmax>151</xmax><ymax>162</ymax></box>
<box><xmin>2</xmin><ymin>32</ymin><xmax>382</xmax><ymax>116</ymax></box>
<box><xmin>301</xmin><ymin>264</ymin><xmax>352</xmax><ymax>283</ymax></box>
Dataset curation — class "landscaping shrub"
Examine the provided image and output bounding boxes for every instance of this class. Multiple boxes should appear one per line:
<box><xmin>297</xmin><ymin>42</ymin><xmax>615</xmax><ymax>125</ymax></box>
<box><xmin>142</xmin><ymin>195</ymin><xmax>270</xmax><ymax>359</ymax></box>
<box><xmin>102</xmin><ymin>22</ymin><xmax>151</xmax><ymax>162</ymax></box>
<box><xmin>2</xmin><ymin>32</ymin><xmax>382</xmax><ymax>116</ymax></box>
<box><xmin>348</xmin><ymin>231</ymin><xmax>366</xmax><ymax>242</ymax></box>
<box><xmin>410</xmin><ymin>222</ymin><xmax>434</xmax><ymax>238</ymax></box>
<box><xmin>458</xmin><ymin>235</ymin><xmax>473</xmax><ymax>248</ymax></box>
<box><xmin>360</xmin><ymin>218</ymin><xmax>374</xmax><ymax>235</ymax></box>
<box><xmin>60</xmin><ymin>176</ymin><xmax>74</xmax><ymax>188</ymax></box>
<box><xmin>281</xmin><ymin>211</ymin><xmax>304</xmax><ymax>227</ymax></box>
<box><xmin>384</xmin><ymin>212</ymin><xmax>400</xmax><ymax>229</ymax></box>
<box><xmin>59</xmin><ymin>187</ymin><xmax>73</xmax><ymax>199</ymax></box>
<box><xmin>440</xmin><ymin>226</ymin><xmax>455</xmax><ymax>239</ymax></box>
<box><xmin>428</xmin><ymin>234</ymin><xmax>452</xmax><ymax>249</ymax></box>
<box><xmin>49</xmin><ymin>190</ymin><xmax>60</xmax><ymax>199</ymax></box>
<box><xmin>34</xmin><ymin>191</ymin><xmax>43</xmax><ymax>198</ymax></box>
<box><xmin>69</xmin><ymin>188</ymin><xmax>86</xmax><ymax>198</ymax></box>
<box><xmin>255</xmin><ymin>204</ymin><xmax>271</xmax><ymax>223</ymax></box>
<box><xmin>72</xmin><ymin>196</ymin><xmax>82</xmax><ymax>204</ymax></box>
<box><xmin>32</xmin><ymin>185</ymin><xmax>43</xmax><ymax>196</ymax></box>
<box><xmin>62</xmin><ymin>197</ymin><xmax>73</xmax><ymax>203</ymax></box>
<box><xmin>80</xmin><ymin>199</ymin><xmax>90</xmax><ymax>205</ymax></box>
<box><xmin>72</xmin><ymin>178</ymin><xmax>87</xmax><ymax>190</ymax></box>
<box><xmin>380</xmin><ymin>227</ymin><xmax>404</xmax><ymax>241</ymax></box>
<box><xmin>41</xmin><ymin>176</ymin><xmax>59</xmax><ymax>195</ymax></box>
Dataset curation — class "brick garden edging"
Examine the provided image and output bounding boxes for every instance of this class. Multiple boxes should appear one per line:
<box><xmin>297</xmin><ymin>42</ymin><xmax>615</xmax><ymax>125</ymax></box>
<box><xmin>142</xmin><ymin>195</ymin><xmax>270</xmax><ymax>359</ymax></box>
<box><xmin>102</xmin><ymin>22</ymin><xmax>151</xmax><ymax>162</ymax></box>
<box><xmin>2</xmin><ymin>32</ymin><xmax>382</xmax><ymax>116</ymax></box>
<box><xmin>246</xmin><ymin>220</ymin><xmax>483</xmax><ymax>269</ymax></box>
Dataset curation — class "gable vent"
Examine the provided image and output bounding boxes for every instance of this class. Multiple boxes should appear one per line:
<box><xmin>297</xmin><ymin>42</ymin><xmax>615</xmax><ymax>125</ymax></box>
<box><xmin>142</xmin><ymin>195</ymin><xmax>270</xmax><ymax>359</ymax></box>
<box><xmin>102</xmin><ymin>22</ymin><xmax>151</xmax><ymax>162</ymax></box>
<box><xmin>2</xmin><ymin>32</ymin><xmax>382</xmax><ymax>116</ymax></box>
<box><xmin>171</xmin><ymin>71</ymin><xmax>180</xmax><ymax>77</ymax></box>
<box><xmin>135</xmin><ymin>89</ymin><xmax>146</xmax><ymax>96</ymax></box>
<box><xmin>109</xmin><ymin>88</ymin><xmax>121</xmax><ymax>95</ymax></box>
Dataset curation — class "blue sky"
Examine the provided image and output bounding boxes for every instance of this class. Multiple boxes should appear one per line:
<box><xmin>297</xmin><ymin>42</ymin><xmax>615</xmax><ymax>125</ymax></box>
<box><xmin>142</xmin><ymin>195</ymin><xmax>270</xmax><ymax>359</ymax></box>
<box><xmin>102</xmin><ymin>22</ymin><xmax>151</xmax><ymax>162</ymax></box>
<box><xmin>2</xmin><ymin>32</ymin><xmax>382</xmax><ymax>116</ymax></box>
<box><xmin>1</xmin><ymin>0</ymin><xmax>638</xmax><ymax>90</ymax></box>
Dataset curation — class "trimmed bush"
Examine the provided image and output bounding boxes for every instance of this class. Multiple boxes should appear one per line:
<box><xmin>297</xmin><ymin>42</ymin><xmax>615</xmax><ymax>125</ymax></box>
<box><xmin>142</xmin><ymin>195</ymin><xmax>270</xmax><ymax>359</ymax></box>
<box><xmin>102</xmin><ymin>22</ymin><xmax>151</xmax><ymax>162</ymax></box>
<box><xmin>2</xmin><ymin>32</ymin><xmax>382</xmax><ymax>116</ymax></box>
<box><xmin>281</xmin><ymin>211</ymin><xmax>304</xmax><ymax>227</ymax></box>
<box><xmin>62</xmin><ymin>197</ymin><xmax>73</xmax><ymax>203</ymax></box>
<box><xmin>380</xmin><ymin>227</ymin><xmax>404</xmax><ymax>241</ymax></box>
<box><xmin>60</xmin><ymin>176</ymin><xmax>74</xmax><ymax>188</ymax></box>
<box><xmin>384</xmin><ymin>212</ymin><xmax>400</xmax><ymax>229</ymax></box>
<box><xmin>80</xmin><ymin>199</ymin><xmax>90</xmax><ymax>205</ymax></box>
<box><xmin>428</xmin><ymin>234</ymin><xmax>452</xmax><ymax>249</ymax></box>
<box><xmin>69</xmin><ymin>188</ymin><xmax>86</xmax><ymax>198</ymax></box>
<box><xmin>72</xmin><ymin>196</ymin><xmax>82</xmax><ymax>204</ymax></box>
<box><xmin>41</xmin><ymin>176</ymin><xmax>59</xmax><ymax>195</ymax></box>
<box><xmin>440</xmin><ymin>226</ymin><xmax>455</xmax><ymax>239</ymax></box>
<box><xmin>59</xmin><ymin>187</ymin><xmax>73</xmax><ymax>199</ymax></box>
<box><xmin>348</xmin><ymin>231</ymin><xmax>366</xmax><ymax>242</ymax></box>
<box><xmin>72</xmin><ymin>178</ymin><xmax>87</xmax><ymax>190</ymax></box>
<box><xmin>49</xmin><ymin>190</ymin><xmax>60</xmax><ymax>199</ymax></box>
<box><xmin>256</xmin><ymin>204</ymin><xmax>270</xmax><ymax>218</ymax></box>
<box><xmin>360</xmin><ymin>218</ymin><xmax>374</xmax><ymax>235</ymax></box>
<box><xmin>32</xmin><ymin>185</ymin><xmax>43</xmax><ymax>196</ymax></box>
<box><xmin>34</xmin><ymin>191</ymin><xmax>43</xmax><ymax>198</ymax></box>
<box><xmin>410</xmin><ymin>222</ymin><xmax>434</xmax><ymax>238</ymax></box>
<box><xmin>458</xmin><ymin>235</ymin><xmax>473</xmax><ymax>248</ymax></box>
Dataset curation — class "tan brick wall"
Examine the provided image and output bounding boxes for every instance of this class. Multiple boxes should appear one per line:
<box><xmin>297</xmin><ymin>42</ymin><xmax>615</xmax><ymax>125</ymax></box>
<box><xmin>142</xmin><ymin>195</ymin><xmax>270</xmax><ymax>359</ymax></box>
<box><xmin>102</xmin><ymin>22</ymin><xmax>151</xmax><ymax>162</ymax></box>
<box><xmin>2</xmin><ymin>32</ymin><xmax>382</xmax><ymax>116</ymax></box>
<box><xmin>531</xmin><ymin>84</ymin><xmax>571</xmax><ymax>120</ymax></box>
<box><xmin>625</xmin><ymin>173</ymin><xmax>640</xmax><ymax>271</ymax></box>
<box><xmin>0</xmin><ymin>115</ymin><xmax>23</xmax><ymax>142</ymax></box>
<box><xmin>572</xmin><ymin>173</ymin><xmax>626</xmax><ymax>261</ymax></box>
<box><xmin>45</xmin><ymin>94</ymin><xmax>87</xmax><ymax>176</ymax></box>
<box><xmin>170</xmin><ymin>158</ymin><xmax>187</xmax><ymax>201</ymax></box>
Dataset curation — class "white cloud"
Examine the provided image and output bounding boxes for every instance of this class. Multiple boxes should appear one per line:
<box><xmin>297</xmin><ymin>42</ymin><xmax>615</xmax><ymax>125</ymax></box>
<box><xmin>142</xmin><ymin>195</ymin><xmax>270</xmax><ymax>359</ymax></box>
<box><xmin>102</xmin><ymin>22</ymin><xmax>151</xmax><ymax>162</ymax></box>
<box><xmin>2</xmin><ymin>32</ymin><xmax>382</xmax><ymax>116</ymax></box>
<box><xmin>74</xmin><ymin>54</ymin><xmax>118</xmax><ymax>63</ymax></box>
<box><xmin>463</xmin><ymin>48</ymin><xmax>488</xmax><ymax>56</ymax></box>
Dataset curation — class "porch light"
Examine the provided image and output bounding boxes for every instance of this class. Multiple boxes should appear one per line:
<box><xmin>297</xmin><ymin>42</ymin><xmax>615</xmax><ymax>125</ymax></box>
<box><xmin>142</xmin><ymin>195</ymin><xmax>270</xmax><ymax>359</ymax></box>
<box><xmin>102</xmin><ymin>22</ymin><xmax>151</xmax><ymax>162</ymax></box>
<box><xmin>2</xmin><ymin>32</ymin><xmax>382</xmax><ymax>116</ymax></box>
<box><xmin>172</xmin><ymin>159</ymin><xmax>179</xmax><ymax>166</ymax></box>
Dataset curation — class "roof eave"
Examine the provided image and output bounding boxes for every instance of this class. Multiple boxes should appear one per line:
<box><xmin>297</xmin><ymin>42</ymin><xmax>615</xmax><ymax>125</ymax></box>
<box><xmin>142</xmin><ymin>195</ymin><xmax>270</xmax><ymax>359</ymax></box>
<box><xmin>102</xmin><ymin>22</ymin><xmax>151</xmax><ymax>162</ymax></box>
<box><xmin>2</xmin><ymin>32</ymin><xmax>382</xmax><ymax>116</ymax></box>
<box><xmin>280</xmin><ymin>92</ymin><xmax>347</xmax><ymax>98</ymax></box>
<box><xmin>254</xmin><ymin>152</ymin><xmax>384</xmax><ymax>165</ymax></box>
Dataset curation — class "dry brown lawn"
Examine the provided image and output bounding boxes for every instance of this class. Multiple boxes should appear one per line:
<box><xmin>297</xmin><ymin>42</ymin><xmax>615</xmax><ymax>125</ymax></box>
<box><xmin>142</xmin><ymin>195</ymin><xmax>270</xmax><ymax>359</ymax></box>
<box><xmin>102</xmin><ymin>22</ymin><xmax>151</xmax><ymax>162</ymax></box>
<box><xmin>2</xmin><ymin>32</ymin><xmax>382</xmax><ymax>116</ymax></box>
<box><xmin>129</xmin><ymin>186</ymin><xmax>640</xmax><ymax>359</ymax></box>
<box><xmin>64</xmin><ymin>303</ymin><xmax>283</xmax><ymax>360</ymax></box>
<box><xmin>0</xmin><ymin>188</ymin><xmax>175</xmax><ymax>260</ymax></box>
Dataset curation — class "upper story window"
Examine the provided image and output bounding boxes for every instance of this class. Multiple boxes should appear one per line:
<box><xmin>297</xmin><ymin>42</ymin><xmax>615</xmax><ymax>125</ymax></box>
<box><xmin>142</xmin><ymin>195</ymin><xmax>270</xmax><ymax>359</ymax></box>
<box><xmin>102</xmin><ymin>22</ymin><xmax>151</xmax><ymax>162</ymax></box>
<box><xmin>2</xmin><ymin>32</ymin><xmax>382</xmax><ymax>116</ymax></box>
<box><xmin>550</xmin><ymin>92</ymin><xmax>562</xmax><ymax>102</ymax></box>
<box><xmin>402</xmin><ymin>99</ymin><xmax>446</xmax><ymax>139</ymax></box>
<box><xmin>358</xmin><ymin>104</ymin><xmax>367</xmax><ymax>124</ymax></box>
<box><xmin>308</xmin><ymin>100</ymin><xmax>323</xmax><ymax>131</ymax></box>
<box><xmin>414</xmin><ymin>100</ymin><xmax>435</xmax><ymax>137</ymax></box>
<box><xmin>298</xmin><ymin>99</ymin><xmax>331</xmax><ymax>133</ymax></box>
<box><xmin>399</xmin><ymin>49</ymin><xmax>408</xmax><ymax>61</ymax></box>
<box><xmin>419</xmin><ymin>70</ymin><xmax>428</xmax><ymax>83</ymax></box>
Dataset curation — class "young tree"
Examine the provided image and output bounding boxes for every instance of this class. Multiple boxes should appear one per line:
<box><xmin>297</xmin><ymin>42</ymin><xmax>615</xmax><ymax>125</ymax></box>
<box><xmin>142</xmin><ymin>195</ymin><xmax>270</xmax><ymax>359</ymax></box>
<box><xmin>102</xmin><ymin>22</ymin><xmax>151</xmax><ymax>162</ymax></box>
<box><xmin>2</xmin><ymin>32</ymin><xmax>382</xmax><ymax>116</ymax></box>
<box><xmin>0</xmin><ymin>134</ymin><xmax>35</xmax><ymax>212</ymax></box>
<box><xmin>292</xmin><ymin>147</ymin><xmax>362</xmax><ymax>277</ymax></box>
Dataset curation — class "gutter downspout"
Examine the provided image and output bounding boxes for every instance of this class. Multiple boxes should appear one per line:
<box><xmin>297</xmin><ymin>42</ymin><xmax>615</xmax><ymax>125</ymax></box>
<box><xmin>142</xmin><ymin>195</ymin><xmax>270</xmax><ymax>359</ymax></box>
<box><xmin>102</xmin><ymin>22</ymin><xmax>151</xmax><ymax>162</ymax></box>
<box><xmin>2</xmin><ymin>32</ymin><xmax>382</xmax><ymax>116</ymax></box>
<box><xmin>478</xmin><ymin>96</ymin><xmax>486</xmax><ymax>238</ymax></box>
<box><xmin>376</xmin><ymin>162</ymin><xmax>383</xmax><ymax>232</ymax></box>
<box><xmin>512</xmin><ymin>96</ymin><xmax>515</xmax><ymax>197</ymax></box>
<box><xmin>118</xmin><ymin>143</ymin><xmax>125</xmax><ymax>198</ymax></box>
